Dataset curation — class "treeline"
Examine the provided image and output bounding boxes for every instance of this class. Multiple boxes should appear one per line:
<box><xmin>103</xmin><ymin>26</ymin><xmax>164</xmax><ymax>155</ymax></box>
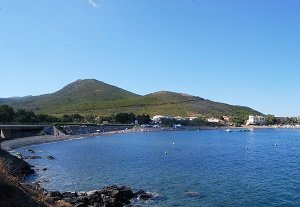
<box><xmin>160</xmin><ymin>117</ymin><xmax>209</xmax><ymax>127</ymax></box>
<box><xmin>0</xmin><ymin>105</ymin><xmax>60</xmax><ymax>124</ymax></box>
<box><xmin>0</xmin><ymin>105</ymin><xmax>151</xmax><ymax>125</ymax></box>
<box><xmin>264</xmin><ymin>115</ymin><xmax>300</xmax><ymax>125</ymax></box>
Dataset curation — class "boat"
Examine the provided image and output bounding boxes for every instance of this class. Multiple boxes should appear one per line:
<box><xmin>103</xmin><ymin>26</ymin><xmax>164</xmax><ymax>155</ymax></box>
<box><xmin>226</xmin><ymin>129</ymin><xmax>232</xmax><ymax>132</ymax></box>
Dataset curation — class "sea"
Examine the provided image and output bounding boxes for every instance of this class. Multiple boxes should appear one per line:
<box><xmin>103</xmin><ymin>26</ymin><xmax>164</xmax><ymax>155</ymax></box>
<box><xmin>15</xmin><ymin>129</ymin><xmax>300</xmax><ymax>207</ymax></box>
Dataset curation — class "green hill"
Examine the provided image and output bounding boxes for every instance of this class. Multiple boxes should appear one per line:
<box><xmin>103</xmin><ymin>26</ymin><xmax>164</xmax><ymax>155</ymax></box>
<box><xmin>1</xmin><ymin>79</ymin><xmax>262</xmax><ymax>117</ymax></box>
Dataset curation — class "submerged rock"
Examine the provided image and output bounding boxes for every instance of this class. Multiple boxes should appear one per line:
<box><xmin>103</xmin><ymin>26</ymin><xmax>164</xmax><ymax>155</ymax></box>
<box><xmin>23</xmin><ymin>156</ymin><xmax>42</xmax><ymax>160</ymax></box>
<box><xmin>185</xmin><ymin>191</ymin><xmax>204</xmax><ymax>198</ymax></box>
<box><xmin>26</xmin><ymin>148</ymin><xmax>35</xmax><ymax>153</ymax></box>
<box><xmin>46</xmin><ymin>156</ymin><xmax>55</xmax><ymax>160</ymax></box>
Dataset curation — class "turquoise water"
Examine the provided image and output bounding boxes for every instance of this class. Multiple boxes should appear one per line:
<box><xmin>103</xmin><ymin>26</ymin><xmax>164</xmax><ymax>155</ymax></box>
<box><xmin>19</xmin><ymin>129</ymin><xmax>299</xmax><ymax>206</ymax></box>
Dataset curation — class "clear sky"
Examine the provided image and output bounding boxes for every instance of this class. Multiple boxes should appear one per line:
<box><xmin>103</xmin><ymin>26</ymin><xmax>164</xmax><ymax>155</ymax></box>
<box><xmin>0</xmin><ymin>0</ymin><xmax>300</xmax><ymax>116</ymax></box>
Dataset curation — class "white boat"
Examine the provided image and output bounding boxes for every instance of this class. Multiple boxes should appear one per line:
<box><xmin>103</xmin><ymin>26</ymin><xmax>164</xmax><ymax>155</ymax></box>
<box><xmin>226</xmin><ymin>129</ymin><xmax>232</xmax><ymax>132</ymax></box>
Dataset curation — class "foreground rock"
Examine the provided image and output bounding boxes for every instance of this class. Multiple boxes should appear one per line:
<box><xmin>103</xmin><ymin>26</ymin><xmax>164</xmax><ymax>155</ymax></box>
<box><xmin>0</xmin><ymin>148</ymin><xmax>34</xmax><ymax>179</ymax></box>
<box><xmin>0</xmin><ymin>149</ymin><xmax>70</xmax><ymax>207</ymax></box>
<box><xmin>48</xmin><ymin>185</ymin><xmax>154</xmax><ymax>207</ymax></box>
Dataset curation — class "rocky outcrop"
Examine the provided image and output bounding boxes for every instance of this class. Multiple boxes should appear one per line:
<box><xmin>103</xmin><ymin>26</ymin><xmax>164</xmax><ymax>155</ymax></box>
<box><xmin>0</xmin><ymin>149</ymin><xmax>34</xmax><ymax>179</ymax></box>
<box><xmin>0</xmin><ymin>148</ymin><xmax>154</xmax><ymax>207</ymax></box>
<box><xmin>48</xmin><ymin>185</ymin><xmax>154</xmax><ymax>207</ymax></box>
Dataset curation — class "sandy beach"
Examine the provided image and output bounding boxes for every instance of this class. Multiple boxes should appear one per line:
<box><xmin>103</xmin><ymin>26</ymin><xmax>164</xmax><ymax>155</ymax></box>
<box><xmin>0</xmin><ymin>129</ymin><xmax>138</xmax><ymax>151</ymax></box>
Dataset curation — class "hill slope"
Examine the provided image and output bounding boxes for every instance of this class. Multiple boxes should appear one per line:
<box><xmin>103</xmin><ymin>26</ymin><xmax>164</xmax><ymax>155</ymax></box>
<box><xmin>1</xmin><ymin>79</ymin><xmax>262</xmax><ymax>117</ymax></box>
<box><xmin>2</xmin><ymin>79</ymin><xmax>140</xmax><ymax>113</ymax></box>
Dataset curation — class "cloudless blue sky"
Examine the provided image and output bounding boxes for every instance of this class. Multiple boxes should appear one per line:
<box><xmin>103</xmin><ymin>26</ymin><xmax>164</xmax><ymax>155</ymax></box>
<box><xmin>1</xmin><ymin>0</ymin><xmax>300</xmax><ymax>116</ymax></box>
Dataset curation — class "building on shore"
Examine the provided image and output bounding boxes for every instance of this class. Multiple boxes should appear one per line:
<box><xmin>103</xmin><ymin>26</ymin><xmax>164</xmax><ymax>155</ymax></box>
<box><xmin>222</xmin><ymin>116</ymin><xmax>231</xmax><ymax>122</ymax></box>
<box><xmin>246</xmin><ymin>115</ymin><xmax>266</xmax><ymax>125</ymax></box>
<box><xmin>207</xmin><ymin>118</ymin><xmax>221</xmax><ymax>123</ymax></box>
<box><xmin>174</xmin><ymin>116</ymin><xmax>198</xmax><ymax>121</ymax></box>
<box><xmin>152</xmin><ymin>115</ymin><xmax>174</xmax><ymax>123</ymax></box>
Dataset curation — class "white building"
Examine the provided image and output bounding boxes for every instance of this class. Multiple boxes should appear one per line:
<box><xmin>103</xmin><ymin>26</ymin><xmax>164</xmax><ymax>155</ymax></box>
<box><xmin>187</xmin><ymin>116</ymin><xmax>198</xmax><ymax>121</ymax></box>
<box><xmin>152</xmin><ymin>115</ymin><xmax>173</xmax><ymax>123</ymax></box>
<box><xmin>207</xmin><ymin>118</ymin><xmax>221</xmax><ymax>123</ymax></box>
<box><xmin>246</xmin><ymin>115</ymin><xmax>266</xmax><ymax>125</ymax></box>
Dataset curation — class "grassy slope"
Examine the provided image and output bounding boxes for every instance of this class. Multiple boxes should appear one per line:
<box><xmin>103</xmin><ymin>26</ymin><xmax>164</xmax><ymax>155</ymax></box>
<box><xmin>1</xmin><ymin>80</ymin><xmax>262</xmax><ymax>117</ymax></box>
<box><xmin>5</xmin><ymin>79</ymin><xmax>140</xmax><ymax>112</ymax></box>
<box><xmin>40</xmin><ymin>91</ymin><xmax>261</xmax><ymax>117</ymax></box>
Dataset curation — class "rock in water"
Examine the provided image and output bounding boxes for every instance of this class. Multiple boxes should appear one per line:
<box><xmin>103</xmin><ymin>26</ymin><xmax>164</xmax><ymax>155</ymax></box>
<box><xmin>46</xmin><ymin>156</ymin><xmax>55</xmax><ymax>160</ymax></box>
<box><xmin>23</xmin><ymin>156</ymin><xmax>42</xmax><ymax>160</ymax></box>
<box><xmin>134</xmin><ymin>190</ymin><xmax>154</xmax><ymax>200</ymax></box>
<box><xmin>48</xmin><ymin>185</ymin><xmax>154</xmax><ymax>207</ymax></box>
<box><xmin>138</xmin><ymin>193</ymin><xmax>154</xmax><ymax>200</ymax></box>
<box><xmin>185</xmin><ymin>191</ymin><xmax>204</xmax><ymax>198</ymax></box>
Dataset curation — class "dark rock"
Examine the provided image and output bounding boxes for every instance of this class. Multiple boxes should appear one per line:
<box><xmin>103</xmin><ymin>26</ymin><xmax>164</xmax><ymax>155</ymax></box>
<box><xmin>134</xmin><ymin>190</ymin><xmax>146</xmax><ymax>197</ymax></box>
<box><xmin>78</xmin><ymin>196</ymin><xmax>89</xmax><ymax>203</ymax></box>
<box><xmin>23</xmin><ymin>156</ymin><xmax>42</xmax><ymax>160</ymax></box>
<box><xmin>62</xmin><ymin>197</ymin><xmax>73</xmax><ymax>204</ymax></box>
<box><xmin>27</xmin><ymin>149</ymin><xmax>35</xmax><ymax>153</ymax></box>
<box><xmin>62</xmin><ymin>185</ymin><xmax>142</xmax><ymax>207</ymax></box>
<box><xmin>47</xmin><ymin>155</ymin><xmax>55</xmax><ymax>160</ymax></box>
<box><xmin>62</xmin><ymin>191</ymin><xmax>78</xmax><ymax>198</ymax></box>
<box><xmin>42</xmin><ymin>168</ymin><xmax>48</xmax><ymax>171</ymax></box>
<box><xmin>49</xmin><ymin>191</ymin><xmax>62</xmax><ymax>198</ymax></box>
<box><xmin>69</xmin><ymin>197</ymin><xmax>80</xmax><ymax>204</ymax></box>
<box><xmin>134</xmin><ymin>189</ymin><xmax>154</xmax><ymax>201</ymax></box>
<box><xmin>138</xmin><ymin>193</ymin><xmax>153</xmax><ymax>200</ymax></box>
<box><xmin>0</xmin><ymin>149</ymin><xmax>35</xmax><ymax>179</ymax></box>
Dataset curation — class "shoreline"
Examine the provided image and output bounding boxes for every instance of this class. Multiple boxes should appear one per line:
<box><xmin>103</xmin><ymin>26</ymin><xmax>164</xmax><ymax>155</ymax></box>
<box><xmin>0</xmin><ymin>125</ymin><xmax>285</xmax><ymax>151</ymax></box>
<box><xmin>0</xmin><ymin>129</ymin><xmax>136</xmax><ymax>151</ymax></box>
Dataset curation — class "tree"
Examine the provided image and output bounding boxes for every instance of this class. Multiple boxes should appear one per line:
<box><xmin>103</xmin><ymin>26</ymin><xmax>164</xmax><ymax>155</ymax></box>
<box><xmin>136</xmin><ymin>114</ymin><xmax>151</xmax><ymax>125</ymax></box>
<box><xmin>160</xmin><ymin>118</ymin><xmax>177</xmax><ymax>127</ymax></box>
<box><xmin>0</xmin><ymin>105</ymin><xmax>15</xmax><ymax>123</ymax></box>
<box><xmin>85</xmin><ymin>114</ymin><xmax>96</xmax><ymax>123</ymax></box>
<box><xmin>265</xmin><ymin>115</ymin><xmax>278</xmax><ymax>125</ymax></box>
<box><xmin>231</xmin><ymin>115</ymin><xmax>247</xmax><ymax>126</ymax></box>
<box><xmin>15</xmin><ymin>109</ymin><xmax>37</xmax><ymax>123</ymax></box>
<box><xmin>115</xmin><ymin>113</ymin><xmax>136</xmax><ymax>124</ymax></box>
<box><xmin>61</xmin><ymin>115</ymin><xmax>73</xmax><ymax>122</ymax></box>
<box><xmin>36</xmin><ymin>114</ymin><xmax>59</xmax><ymax>123</ymax></box>
<box><xmin>72</xmin><ymin>114</ymin><xmax>84</xmax><ymax>122</ymax></box>
<box><xmin>189</xmin><ymin>117</ymin><xmax>206</xmax><ymax>126</ymax></box>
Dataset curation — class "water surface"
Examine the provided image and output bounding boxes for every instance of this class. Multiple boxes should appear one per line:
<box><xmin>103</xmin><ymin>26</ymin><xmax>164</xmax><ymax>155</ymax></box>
<box><xmin>18</xmin><ymin>129</ymin><xmax>300</xmax><ymax>206</ymax></box>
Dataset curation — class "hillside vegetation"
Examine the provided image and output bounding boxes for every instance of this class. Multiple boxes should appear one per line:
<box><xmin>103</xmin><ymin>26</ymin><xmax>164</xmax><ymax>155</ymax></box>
<box><xmin>0</xmin><ymin>79</ymin><xmax>262</xmax><ymax>117</ymax></box>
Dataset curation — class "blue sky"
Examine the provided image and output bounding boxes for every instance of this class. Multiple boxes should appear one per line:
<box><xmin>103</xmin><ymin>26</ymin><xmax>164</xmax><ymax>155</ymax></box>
<box><xmin>0</xmin><ymin>0</ymin><xmax>300</xmax><ymax>116</ymax></box>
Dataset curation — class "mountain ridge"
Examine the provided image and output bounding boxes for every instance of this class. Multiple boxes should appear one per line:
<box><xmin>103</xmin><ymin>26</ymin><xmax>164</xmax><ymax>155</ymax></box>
<box><xmin>0</xmin><ymin>79</ymin><xmax>262</xmax><ymax>117</ymax></box>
